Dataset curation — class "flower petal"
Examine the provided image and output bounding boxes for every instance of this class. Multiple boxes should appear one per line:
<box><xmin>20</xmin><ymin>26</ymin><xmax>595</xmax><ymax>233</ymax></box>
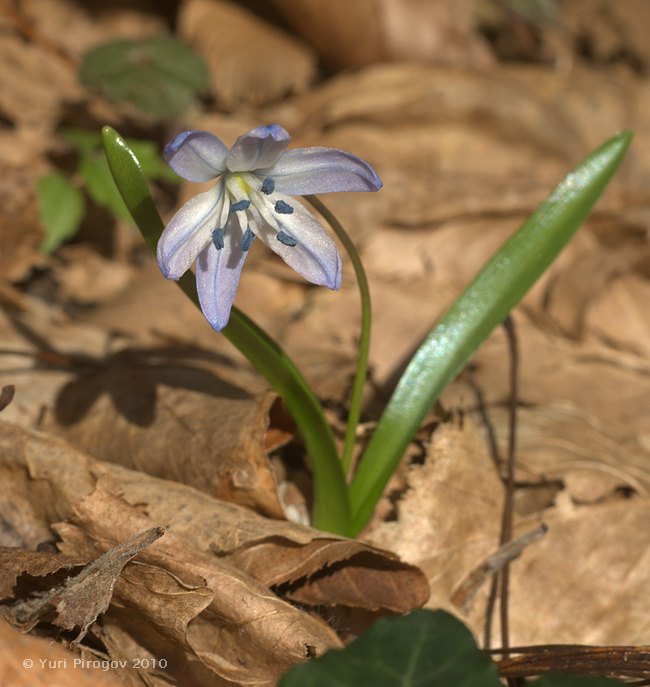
<box><xmin>164</xmin><ymin>131</ymin><xmax>228</xmax><ymax>182</ymax></box>
<box><xmin>195</xmin><ymin>217</ymin><xmax>250</xmax><ymax>331</ymax></box>
<box><xmin>253</xmin><ymin>195</ymin><xmax>342</xmax><ymax>289</ymax></box>
<box><xmin>157</xmin><ymin>185</ymin><xmax>226</xmax><ymax>279</ymax></box>
<box><xmin>226</xmin><ymin>125</ymin><xmax>291</xmax><ymax>173</ymax></box>
<box><xmin>262</xmin><ymin>147</ymin><xmax>382</xmax><ymax>195</ymax></box>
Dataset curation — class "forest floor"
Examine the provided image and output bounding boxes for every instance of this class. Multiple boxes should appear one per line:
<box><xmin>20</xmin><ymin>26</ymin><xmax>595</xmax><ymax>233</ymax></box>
<box><xmin>1</xmin><ymin>1</ymin><xmax>649</xmax><ymax>685</ymax></box>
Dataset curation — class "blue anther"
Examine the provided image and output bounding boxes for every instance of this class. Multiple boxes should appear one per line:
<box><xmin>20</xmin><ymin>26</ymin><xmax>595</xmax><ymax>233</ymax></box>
<box><xmin>212</xmin><ymin>228</ymin><xmax>225</xmax><ymax>250</ymax></box>
<box><xmin>276</xmin><ymin>231</ymin><xmax>297</xmax><ymax>247</ymax></box>
<box><xmin>274</xmin><ymin>200</ymin><xmax>294</xmax><ymax>215</ymax></box>
<box><xmin>231</xmin><ymin>199</ymin><xmax>251</xmax><ymax>212</ymax></box>
<box><xmin>240</xmin><ymin>228</ymin><xmax>255</xmax><ymax>251</ymax></box>
<box><xmin>261</xmin><ymin>177</ymin><xmax>275</xmax><ymax>195</ymax></box>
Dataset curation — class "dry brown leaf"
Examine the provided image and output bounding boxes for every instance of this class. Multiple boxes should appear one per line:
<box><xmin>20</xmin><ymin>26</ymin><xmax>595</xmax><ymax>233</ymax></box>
<box><xmin>443</xmin><ymin>315</ymin><xmax>650</xmax><ymax>499</ymax></box>
<box><xmin>366</xmin><ymin>418</ymin><xmax>503</xmax><ymax>624</ymax></box>
<box><xmin>92</xmin><ymin>461</ymin><xmax>430</xmax><ymax>614</ymax></box>
<box><xmin>58</xmin><ymin>485</ymin><xmax>343</xmax><ymax>685</ymax></box>
<box><xmin>0</xmin><ymin>420</ymin><xmax>343</xmax><ymax>684</ymax></box>
<box><xmin>55</xmin><ymin>246</ymin><xmax>134</xmax><ymax>306</ymax></box>
<box><xmin>78</xmin><ymin>258</ymin><xmax>240</xmax><ymax>350</ymax></box>
<box><xmin>0</xmin><ymin>305</ymin><xmax>288</xmax><ymax>518</ymax></box>
<box><xmin>561</xmin><ymin>0</ymin><xmax>650</xmax><ymax>70</ymax></box>
<box><xmin>179</xmin><ymin>0</ymin><xmax>316</xmax><ymax>107</ymax></box>
<box><xmin>0</xmin><ymin>165</ymin><xmax>45</xmax><ymax>283</ymax></box>
<box><xmin>481</xmin><ymin>402</ymin><xmax>650</xmax><ymax>498</ymax></box>
<box><xmin>25</xmin><ymin>0</ymin><xmax>167</xmax><ymax>59</ymax></box>
<box><xmin>587</xmin><ymin>272</ymin><xmax>650</xmax><ymax>358</ymax></box>
<box><xmin>0</xmin><ymin>618</ymin><xmax>125</xmax><ymax>687</ymax></box>
<box><xmin>45</xmin><ymin>365</ymin><xmax>286</xmax><ymax>518</ymax></box>
<box><xmin>507</xmin><ymin>498</ymin><xmax>650</xmax><ymax>644</ymax></box>
<box><xmin>0</xmin><ymin>31</ymin><xmax>79</xmax><ymax>129</ymax></box>
<box><xmin>270</xmin><ymin>0</ymin><xmax>492</xmax><ymax>70</ymax></box>
<box><xmin>0</xmin><ymin>548</ymin><xmax>86</xmax><ymax>601</ymax></box>
<box><xmin>0</xmin><ymin>419</ymin><xmax>429</xmax><ymax>684</ymax></box>
<box><xmin>2</xmin><ymin>528</ymin><xmax>163</xmax><ymax>642</ymax></box>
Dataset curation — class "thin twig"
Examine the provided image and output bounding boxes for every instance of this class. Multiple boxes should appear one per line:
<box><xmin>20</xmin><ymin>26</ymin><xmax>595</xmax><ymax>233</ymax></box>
<box><xmin>501</xmin><ymin>316</ymin><xmax>518</xmax><ymax>635</ymax></box>
<box><xmin>484</xmin><ymin>315</ymin><xmax>520</xmax><ymax>655</ymax></box>
<box><xmin>452</xmin><ymin>524</ymin><xmax>547</xmax><ymax>614</ymax></box>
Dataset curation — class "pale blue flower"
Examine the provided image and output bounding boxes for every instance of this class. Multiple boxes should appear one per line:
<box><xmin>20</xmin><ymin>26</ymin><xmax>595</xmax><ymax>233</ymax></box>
<box><xmin>157</xmin><ymin>124</ymin><xmax>382</xmax><ymax>331</ymax></box>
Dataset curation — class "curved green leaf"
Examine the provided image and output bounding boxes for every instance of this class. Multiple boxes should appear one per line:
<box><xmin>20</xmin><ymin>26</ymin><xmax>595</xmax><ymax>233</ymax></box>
<box><xmin>349</xmin><ymin>131</ymin><xmax>632</xmax><ymax>534</ymax></box>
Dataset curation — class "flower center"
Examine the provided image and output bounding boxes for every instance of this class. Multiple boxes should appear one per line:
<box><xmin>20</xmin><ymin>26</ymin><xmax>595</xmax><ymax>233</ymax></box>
<box><xmin>225</xmin><ymin>172</ymin><xmax>253</xmax><ymax>201</ymax></box>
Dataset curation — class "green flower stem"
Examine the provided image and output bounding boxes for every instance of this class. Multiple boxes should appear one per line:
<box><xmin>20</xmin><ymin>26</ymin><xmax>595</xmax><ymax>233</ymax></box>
<box><xmin>348</xmin><ymin>131</ymin><xmax>632</xmax><ymax>536</ymax></box>
<box><xmin>305</xmin><ymin>195</ymin><xmax>372</xmax><ymax>479</ymax></box>
<box><xmin>102</xmin><ymin>126</ymin><xmax>351</xmax><ymax>535</ymax></box>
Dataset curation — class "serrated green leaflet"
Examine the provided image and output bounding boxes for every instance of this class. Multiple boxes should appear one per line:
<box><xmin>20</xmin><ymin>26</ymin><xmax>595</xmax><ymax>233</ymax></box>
<box><xmin>81</xmin><ymin>36</ymin><xmax>209</xmax><ymax>118</ymax></box>
<box><xmin>37</xmin><ymin>172</ymin><xmax>85</xmax><ymax>253</ymax></box>
<box><xmin>349</xmin><ymin>131</ymin><xmax>632</xmax><ymax>534</ymax></box>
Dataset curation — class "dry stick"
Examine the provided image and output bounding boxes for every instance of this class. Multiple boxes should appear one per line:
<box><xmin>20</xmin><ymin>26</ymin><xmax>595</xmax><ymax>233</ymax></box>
<box><xmin>483</xmin><ymin>316</ymin><xmax>522</xmax><ymax>685</ymax></box>
<box><xmin>492</xmin><ymin>644</ymin><xmax>650</xmax><ymax>682</ymax></box>
<box><xmin>501</xmin><ymin>317</ymin><xmax>518</xmax><ymax>640</ymax></box>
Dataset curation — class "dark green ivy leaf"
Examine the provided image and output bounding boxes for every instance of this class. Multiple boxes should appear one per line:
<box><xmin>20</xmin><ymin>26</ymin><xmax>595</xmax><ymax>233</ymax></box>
<box><xmin>279</xmin><ymin>610</ymin><xmax>629</xmax><ymax>687</ymax></box>
<box><xmin>279</xmin><ymin>610</ymin><xmax>502</xmax><ymax>687</ymax></box>
<box><xmin>80</xmin><ymin>35</ymin><xmax>209</xmax><ymax>119</ymax></box>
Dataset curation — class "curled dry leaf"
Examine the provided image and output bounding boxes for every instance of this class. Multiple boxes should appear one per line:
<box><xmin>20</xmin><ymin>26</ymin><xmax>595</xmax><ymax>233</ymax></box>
<box><xmin>1</xmin><ymin>528</ymin><xmax>163</xmax><ymax>643</ymax></box>
<box><xmin>92</xmin><ymin>462</ymin><xmax>430</xmax><ymax>614</ymax></box>
<box><xmin>0</xmin><ymin>419</ymin><xmax>429</xmax><ymax>685</ymax></box>
<box><xmin>179</xmin><ymin>0</ymin><xmax>316</xmax><ymax>107</ymax></box>
<box><xmin>45</xmin><ymin>360</ymin><xmax>287</xmax><ymax>518</ymax></box>
<box><xmin>0</xmin><ymin>306</ymin><xmax>288</xmax><ymax>518</ymax></box>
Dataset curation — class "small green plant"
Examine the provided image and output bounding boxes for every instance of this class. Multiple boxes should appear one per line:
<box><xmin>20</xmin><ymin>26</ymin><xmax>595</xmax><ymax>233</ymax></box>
<box><xmin>37</xmin><ymin>130</ymin><xmax>178</xmax><ymax>254</ymax></box>
<box><xmin>278</xmin><ymin>610</ymin><xmax>627</xmax><ymax>686</ymax></box>
<box><xmin>102</xmin><ymin>125</ymin><xmax>631</xmax><ymax>537</ymax></box>
<box><xmin>80</xmin><ymin>35</ymin><xmax>209</xmax><ymax>119</ymax></box>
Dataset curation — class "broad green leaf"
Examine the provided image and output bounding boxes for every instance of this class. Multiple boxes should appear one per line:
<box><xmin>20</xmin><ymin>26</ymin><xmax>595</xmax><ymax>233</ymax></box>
<box><xmin>80</xmin><ymin>36</ymin><xmax>209</xmax><ymax>118</ymax></box>
<box><xmin>349</xmin><ymin>131</ymin><xmax>632</xmax><ymax>534</ymax></box>
<box><xmin>37</xmin><ymin>172</ymin><xmax>85</xmax><ymax>253</ymax></box>
<box><xmin>279</xmin><ymin>610</ymin><xmax>502</xmax><ymax>687</ymax></box>
<box><xmin>279</xmin><ymin>610</ymin><xmax>628</xmax><ymax>687</ymax></box>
